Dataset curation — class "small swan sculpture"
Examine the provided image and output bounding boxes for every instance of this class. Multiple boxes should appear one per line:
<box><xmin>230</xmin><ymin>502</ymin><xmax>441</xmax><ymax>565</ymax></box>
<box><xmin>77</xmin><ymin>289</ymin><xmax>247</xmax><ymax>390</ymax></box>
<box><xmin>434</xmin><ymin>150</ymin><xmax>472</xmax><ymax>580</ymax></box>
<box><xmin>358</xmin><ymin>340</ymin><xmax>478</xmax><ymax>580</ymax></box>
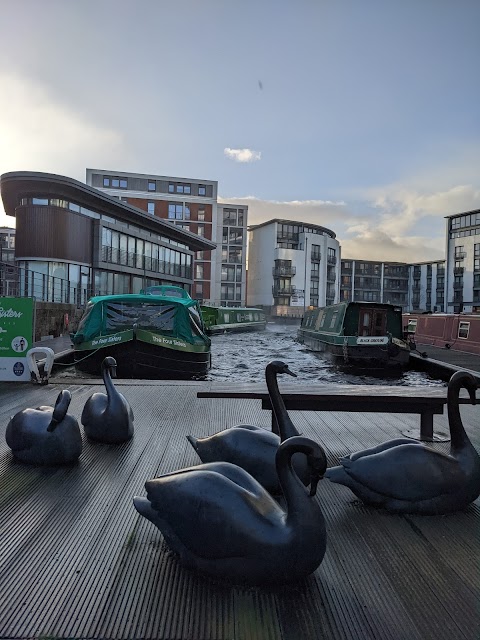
<box><xmin>134</xmin><ymin>435</ymin><xmax>328</xmax><ymax>585</ymax></box>
<box><xmin>325</xmin><ymin>370</ymin><xmax>480</xmax><ymax>514</ymax></box>
<box><xmin>187</xmin><ymin>360</ymin><xmax>309</xmax><ymax>493</ymax></box>
<box><xmin>81</xmin><ymin>356</ymin><xmax>134</xmax><ymax>444</ymax></box>
<box><xmin>6</xmin><ymin>390</ymin><xmax>82</xmax><ymax>465</ymax></box>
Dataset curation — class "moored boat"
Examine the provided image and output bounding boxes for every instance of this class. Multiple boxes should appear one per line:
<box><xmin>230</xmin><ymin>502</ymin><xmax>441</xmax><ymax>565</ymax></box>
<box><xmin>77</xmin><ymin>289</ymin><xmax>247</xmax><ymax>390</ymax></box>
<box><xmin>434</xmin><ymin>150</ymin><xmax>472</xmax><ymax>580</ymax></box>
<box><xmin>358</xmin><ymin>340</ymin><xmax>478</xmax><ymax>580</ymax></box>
<box><xmin>403</xmin><ymin>312</ymin><xmax>480</xmax><ymax>356</ymax></box>
<box><xmin>298</xmin><ymin>302</ymin><xmax>410</xmax><ymax>368</ymax></box>
<box><xmin>201</xmin><ymin>306</ymin><xmax>267</xmax><ymax>335</ymax></box>
<box><xmin>72</xmin><ymin>291</ymin><xmax>211</xmax><ymax>379</ymax></box>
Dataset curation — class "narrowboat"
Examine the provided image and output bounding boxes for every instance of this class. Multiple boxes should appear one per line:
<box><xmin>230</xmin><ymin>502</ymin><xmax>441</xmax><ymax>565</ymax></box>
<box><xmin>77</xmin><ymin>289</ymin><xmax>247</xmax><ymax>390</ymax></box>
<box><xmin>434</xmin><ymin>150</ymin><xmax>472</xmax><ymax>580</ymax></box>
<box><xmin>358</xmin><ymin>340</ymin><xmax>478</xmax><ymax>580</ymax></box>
<box><xmin>200</xmin><ymin>306</ymin><xmax>267</xmax><ymax>335</ymax></box>
<box><xmin>402</xmin><ymin>312</ymin><xmax>480</xmax><ymax>356</ymax></box>
<box><xmin>297</xmin><ymin>302</ymin><xmax>411</xmax><ymax>368</ymax></box>
<box><xmin>72</xmin><ymin>291</ymin><xmax>211</xmax><ymax>379</ymax></box>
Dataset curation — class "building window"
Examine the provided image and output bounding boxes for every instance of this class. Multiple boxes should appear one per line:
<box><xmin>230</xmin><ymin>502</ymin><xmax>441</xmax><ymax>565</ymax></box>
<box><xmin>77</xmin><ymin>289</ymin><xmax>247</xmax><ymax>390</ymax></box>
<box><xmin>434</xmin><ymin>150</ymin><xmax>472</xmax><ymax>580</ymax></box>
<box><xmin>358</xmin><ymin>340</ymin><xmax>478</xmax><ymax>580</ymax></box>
<box><xmin>168</xmin><ymin>183</ymin><xmax>175</xmax><ymax>193</ymax></box>
<box><xmin>197</xmin><ymin>224</ymin><xmax>205</xmax><ymax>237</ymax></box>
<box><xmin>148</xmin><ymin>181</ymin><xmax>156</xmax><ymax>191</ymax></box>
<box><xmin>455</xmin><ymin>245</ymin><xmax>465</xmax><ymax>259</ymax></box>
<box><xmin>103</xmin><ymin>177</ymin><xmax>110</xmax><ymax>187</ymax></box>
<box><xmin>168</xmin><ymin>203</ymin><xmax>183</xmax><ymax>219</ymax></box>
<box><xmin>198</xmin><ymin>185</ymin><xmax>206</xmax><ymax>196</ymax></box>
<box><xmin>32</xmin><ymin>198</ymin><xmax>49</xmax><ymax>205</ymax></box>
<box><xmin>195</xmin><ymin>264</ymin><xmax>204</xmax><ymax>279</ymax></box>
<box><xmin>147</xmin><ymin>202</ymin><xmax>155</xmax><ymax>215</ymax></box>
<box><xmin>223</xmin><ymin>208</ymin><xmax>237</xmax><ymax>225</ymax></box>
<box><xmin>197</xmin><ymin>209</ymin><xmax>205</xmax><ymax>221</ymax></box>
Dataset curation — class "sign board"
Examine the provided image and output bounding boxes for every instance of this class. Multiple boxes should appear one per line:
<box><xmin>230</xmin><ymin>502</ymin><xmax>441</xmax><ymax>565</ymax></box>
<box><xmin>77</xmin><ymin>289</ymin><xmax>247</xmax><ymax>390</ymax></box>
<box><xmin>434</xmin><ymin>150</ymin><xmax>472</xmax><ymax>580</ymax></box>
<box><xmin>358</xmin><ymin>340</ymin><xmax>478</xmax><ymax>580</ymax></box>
<box><xmin>0</xmin><ymin>297</ymin><xmax>35</xmax><ymax>381</ymax></box>
<box><xmin>356</xmin><ymin>336</ymin><xmax>389</xmax><ymax>345</ymax></box>
<box><xmin>290</xmin><ymin>290</ymin><xmax>305</xmax><ymax>307</ymax></box>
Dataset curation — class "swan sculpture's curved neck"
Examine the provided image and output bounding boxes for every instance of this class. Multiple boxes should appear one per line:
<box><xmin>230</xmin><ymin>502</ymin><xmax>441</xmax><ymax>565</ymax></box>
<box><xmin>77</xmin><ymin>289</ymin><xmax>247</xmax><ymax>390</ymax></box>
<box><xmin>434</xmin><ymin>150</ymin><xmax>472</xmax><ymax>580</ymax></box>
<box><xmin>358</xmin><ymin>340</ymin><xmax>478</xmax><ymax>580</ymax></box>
<box><xmin>266</xmin><ymin>366</ymin><xmax>298</xmax><ymax>440</ymax></box>
<box><xmin>102</xmin><ymin>362</ymin><xmax>117</xmax><ymax>403</ymax></box>
<box><xmin>276</xmin><ymin>437</ymin><xmax>327</xmax><ymax>523</ymax></box>
<box><xmin>47</xmin><ymin>390</ymin><xmax>71</xmax><ymax>432</ymax></box>
<box><xmin>447</xmin><ymin>376</ymin><xmax>475</xmax><ymax>451</ymax></box>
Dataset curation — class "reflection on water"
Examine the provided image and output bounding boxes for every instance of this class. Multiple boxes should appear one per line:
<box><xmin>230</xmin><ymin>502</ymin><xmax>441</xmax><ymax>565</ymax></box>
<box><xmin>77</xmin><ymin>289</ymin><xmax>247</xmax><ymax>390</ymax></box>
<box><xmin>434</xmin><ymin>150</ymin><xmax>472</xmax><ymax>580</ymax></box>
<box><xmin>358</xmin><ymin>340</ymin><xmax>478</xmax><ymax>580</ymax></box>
<box><xmin>53</xmin><ymin>323</ymin><xmax>445</xmax><ymax>386</ymax></box>
<box><xmin>208</xmin><ymin>323</ymin><xmax>445</xmax><ymax>387</ymax></box>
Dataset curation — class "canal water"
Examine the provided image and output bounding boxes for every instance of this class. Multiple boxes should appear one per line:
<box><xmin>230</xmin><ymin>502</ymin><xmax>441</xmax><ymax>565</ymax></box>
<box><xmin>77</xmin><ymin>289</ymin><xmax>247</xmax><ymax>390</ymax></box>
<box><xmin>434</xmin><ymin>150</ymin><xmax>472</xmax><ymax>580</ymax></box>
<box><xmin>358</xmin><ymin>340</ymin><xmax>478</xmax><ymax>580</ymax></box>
<box><xmin>53</xmin><ymin>322</ymin><xmax>445</xmax><ymax>386</ymax></box>
<box><xmin>208</xmin><ymin>322</ymin><xmax>443</xmax><ymax>386</ymax></box>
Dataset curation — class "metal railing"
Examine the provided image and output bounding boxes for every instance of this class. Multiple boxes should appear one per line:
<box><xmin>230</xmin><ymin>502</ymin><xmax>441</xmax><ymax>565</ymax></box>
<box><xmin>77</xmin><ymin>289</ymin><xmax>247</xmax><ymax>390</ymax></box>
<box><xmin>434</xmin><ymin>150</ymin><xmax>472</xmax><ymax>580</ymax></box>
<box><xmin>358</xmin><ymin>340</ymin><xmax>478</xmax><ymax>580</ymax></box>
<box><xmin>272</xmin><ymin>266</ymin><xmax>296</xmax><ymax>277</ymax></box>
<box><xmin>0</xmin><ymin>262</ymin><xmax>89</xmax><ymax>305</ymax></box>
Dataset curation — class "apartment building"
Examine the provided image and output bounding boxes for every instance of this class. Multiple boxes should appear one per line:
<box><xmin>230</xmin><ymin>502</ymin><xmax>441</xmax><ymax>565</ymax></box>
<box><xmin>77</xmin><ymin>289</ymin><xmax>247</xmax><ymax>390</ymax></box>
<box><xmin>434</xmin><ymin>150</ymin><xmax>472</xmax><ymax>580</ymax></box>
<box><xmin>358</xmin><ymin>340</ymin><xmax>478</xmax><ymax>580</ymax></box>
<box><xmin>0</xmin><ymin>171</ymin><xmax>215</xmax><ymax>304</ymax></box>
<box><xmin>247</xmin><ymin>219</ymin><xmax>341</xmax><ymax>315</ymax></box>
<box><xmin>86</xmin><ymin>169</ymin><xmax>248</xmax><ymax>306</ymax></box>
<box><xmin>340</xmin><ymin>260</ymin><xmax>409</xmax><ymax>307</ymax></box>
<box><xmin>409</xmin><ymin>261</ymin><xmax>445</xmax><ymax>312</ymax></box>
<box><xmin>445</xmin><ymin>208</ymin><xmax>480</xmax><ymax>313</ymax></box>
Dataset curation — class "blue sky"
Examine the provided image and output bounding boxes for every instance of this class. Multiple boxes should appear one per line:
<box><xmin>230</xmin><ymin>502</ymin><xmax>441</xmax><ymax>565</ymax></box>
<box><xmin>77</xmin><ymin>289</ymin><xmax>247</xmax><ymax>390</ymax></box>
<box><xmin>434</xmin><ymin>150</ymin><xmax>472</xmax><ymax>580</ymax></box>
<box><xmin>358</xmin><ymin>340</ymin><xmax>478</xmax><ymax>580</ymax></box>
<box><xmin>0</xmin><ymin>0</ymin><xmax>479</xmax><ymax>261</ymax></box>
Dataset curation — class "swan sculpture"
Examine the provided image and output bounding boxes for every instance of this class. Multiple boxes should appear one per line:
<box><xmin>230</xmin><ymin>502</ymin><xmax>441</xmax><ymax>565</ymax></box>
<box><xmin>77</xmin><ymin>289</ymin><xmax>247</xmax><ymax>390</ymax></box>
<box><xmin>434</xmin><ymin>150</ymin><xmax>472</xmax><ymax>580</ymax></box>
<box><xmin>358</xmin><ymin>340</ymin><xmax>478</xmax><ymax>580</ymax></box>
<box><xmin>134</xmin><ymin>435</ymin><xmax>327</xmax><ymax>585</ymax></box>
<box><xmin>6</xmin><ymin>390</ymin><xmax>82</xmax><ymax>465</ymax></box>
<box><xmin>187</xmin><ymin>360</ymin><xmax>309</xmax><ymax>493</ymax></box>
<box><xmin>81</xmin><ymin>356</ymin><xmax>134</xmax><ymax>444</ymax></box>
<box><xmin>325</xmin><ymin>370</ymin><xmax>480</xmax><ymax>514</ymax></box>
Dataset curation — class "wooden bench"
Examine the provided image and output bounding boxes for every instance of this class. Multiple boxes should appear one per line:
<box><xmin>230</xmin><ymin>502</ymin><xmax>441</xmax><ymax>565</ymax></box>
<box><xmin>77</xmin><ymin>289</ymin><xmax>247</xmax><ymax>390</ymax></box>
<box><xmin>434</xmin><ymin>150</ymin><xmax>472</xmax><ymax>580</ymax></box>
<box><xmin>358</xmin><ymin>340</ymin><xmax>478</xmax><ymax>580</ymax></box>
<box><xmin>197</xmin><ymin>383</ymin><xmax>474</xmax><ymax>442</ymax></box>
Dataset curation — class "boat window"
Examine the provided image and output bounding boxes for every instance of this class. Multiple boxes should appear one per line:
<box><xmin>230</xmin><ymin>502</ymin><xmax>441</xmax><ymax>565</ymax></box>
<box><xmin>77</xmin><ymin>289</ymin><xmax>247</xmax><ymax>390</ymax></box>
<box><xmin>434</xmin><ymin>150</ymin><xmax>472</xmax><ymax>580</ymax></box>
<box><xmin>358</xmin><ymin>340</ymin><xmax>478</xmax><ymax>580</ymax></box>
<box><xmin>329</xmin><ymin>311</ymin><xmax>338</xmax><ymax>329</ymax></box>
<box><xmin>188</xmin><ymin>306</ymin><xmax>206</xmax><ymax>337</ymax></box>
<box><xmin>458</xmin><ymin>321</ymin><xmax>470</xmax><ymax>339</ymax></box>
<box><xmin>105</xmin><ymin>302</ymin><xmax>176</xmax><ymax>333</ymax></box>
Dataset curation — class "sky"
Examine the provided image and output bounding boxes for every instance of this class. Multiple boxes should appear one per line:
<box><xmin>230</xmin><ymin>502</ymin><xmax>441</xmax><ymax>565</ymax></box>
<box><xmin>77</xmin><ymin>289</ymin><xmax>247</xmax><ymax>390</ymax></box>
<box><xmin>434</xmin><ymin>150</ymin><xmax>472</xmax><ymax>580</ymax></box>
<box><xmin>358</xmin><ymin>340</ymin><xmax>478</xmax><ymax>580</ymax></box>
<box><xmin>0</xmin><ymin>0</ymin><xmax>479</xmax><ymax>262</ymax></box>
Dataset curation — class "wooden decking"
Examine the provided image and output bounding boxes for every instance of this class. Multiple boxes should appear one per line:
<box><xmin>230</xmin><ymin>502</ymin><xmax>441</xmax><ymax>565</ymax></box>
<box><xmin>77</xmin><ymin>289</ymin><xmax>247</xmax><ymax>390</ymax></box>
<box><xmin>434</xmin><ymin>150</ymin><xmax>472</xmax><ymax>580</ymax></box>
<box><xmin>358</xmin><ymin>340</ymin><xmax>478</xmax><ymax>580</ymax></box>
<box><xmin>0</xmin><ymin>379</ymin><xmax>479</xmax><ymax>640</ymax></box>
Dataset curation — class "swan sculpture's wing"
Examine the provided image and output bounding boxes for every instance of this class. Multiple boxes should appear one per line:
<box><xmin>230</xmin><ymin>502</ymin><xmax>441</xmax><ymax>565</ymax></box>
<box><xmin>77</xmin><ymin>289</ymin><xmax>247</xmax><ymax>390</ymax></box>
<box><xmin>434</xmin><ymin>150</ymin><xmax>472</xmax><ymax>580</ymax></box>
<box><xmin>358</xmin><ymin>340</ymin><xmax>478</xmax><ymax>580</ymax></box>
<box><xmin>81</xmin><ymin>392</ymin><xmax>107</xmax><ymax>424</ymax></box>
<box><xmin>143</xmin><ymin>467</ymin><xmax>285</xmax><ymax>559</ymax></box>
<box><xmin>344</xmin><ymin>438</ymin><xmax>422</xmax><ymax>462</ymax></box>
<box><xmin>338</xmin><ymin>444</ymin><xmax>464</xmax><ymax>501</ymax></box>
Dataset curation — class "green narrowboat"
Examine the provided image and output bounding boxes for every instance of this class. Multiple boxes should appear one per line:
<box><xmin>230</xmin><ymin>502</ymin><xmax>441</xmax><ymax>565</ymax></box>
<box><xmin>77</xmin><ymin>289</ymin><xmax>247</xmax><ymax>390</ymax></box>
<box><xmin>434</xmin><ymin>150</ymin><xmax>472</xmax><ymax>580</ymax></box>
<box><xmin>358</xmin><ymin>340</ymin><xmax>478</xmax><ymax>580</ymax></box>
<box><xmin>201</xmin><ymin>306</ymin><xmax>267</xmax><ymax>335</ymax></box>
<box><xmin>72</xmin><ymin>290</ymin><xmax>211</xmax><ymax>379</ymax></box>
<box><xmin>297</xmin><ymin>302</ymin><xmax>410</xmax><ymax>368</ymax></box>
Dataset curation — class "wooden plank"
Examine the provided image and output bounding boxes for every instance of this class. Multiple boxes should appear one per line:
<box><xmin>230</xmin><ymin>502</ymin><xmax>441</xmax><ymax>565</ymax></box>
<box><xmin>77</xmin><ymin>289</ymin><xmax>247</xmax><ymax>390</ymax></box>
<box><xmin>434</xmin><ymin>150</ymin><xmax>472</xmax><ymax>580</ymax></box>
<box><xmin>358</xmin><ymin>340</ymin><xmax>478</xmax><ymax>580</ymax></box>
<box><xmin>0</xmin><ymin>380</ymin><xmax>478</xmax><ymax>639</ymax></box>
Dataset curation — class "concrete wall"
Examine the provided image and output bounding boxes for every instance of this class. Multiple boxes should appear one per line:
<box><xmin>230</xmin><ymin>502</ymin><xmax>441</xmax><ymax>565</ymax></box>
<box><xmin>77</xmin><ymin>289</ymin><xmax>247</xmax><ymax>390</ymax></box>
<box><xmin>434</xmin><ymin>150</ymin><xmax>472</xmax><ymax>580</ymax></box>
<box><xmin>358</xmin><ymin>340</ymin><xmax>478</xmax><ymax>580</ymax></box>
<box><xmin>34</xmin><ymin>301</ymin><xmax>83</xmax><ymax>341</ymax></box>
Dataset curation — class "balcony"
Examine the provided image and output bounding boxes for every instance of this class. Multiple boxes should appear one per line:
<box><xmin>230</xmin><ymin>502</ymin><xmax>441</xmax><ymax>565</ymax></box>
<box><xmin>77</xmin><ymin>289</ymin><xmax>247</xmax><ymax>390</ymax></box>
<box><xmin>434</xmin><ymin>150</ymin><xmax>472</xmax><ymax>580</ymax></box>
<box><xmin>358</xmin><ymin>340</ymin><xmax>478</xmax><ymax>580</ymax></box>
<box><xmin>311</xmin><ymin>251</ymin><xmax>321</xmax><ymax>262</ymax></box>
<box><xmin>272</xmin><ymin>266</ymin><xmax>296</xmax><ymax>277</ymax></box>
<box><xmin>454</xmin><ymin>252</ymin><xmax>466</xmax><ymax>260</ymax></box>
<box><xmin>327</xmin><ymin>272</ymin><xmax>336</xmax><ymax>283</ymax></box>
<box><xmin>272</xmin><ymin>285</ymin><xmax>296</xmax><ymax>296</ymax></box>
<box><xmin>454</xmin><ymin>267</ymin><xmax>464</xmax><ymax>275</ymax></box>
<box><xmin>327</xmin><ymin>256</ymin><xmax>336</xmax><ymax>265</ymax></box>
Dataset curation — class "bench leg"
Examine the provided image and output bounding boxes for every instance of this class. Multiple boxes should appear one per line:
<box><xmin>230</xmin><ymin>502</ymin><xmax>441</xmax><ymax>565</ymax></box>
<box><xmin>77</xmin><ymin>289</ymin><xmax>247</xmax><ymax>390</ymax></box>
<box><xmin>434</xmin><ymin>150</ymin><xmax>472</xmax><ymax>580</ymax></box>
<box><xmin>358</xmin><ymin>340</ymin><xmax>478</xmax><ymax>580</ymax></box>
<box><xmin>402</xmin><ymin>410</ymin><xmax>450</xmax><ymax>443</ymax></box>
<box><xmin>420</xmin><ymin>411</ymin><xmax>434</xmax><ymax>441</ymax></box>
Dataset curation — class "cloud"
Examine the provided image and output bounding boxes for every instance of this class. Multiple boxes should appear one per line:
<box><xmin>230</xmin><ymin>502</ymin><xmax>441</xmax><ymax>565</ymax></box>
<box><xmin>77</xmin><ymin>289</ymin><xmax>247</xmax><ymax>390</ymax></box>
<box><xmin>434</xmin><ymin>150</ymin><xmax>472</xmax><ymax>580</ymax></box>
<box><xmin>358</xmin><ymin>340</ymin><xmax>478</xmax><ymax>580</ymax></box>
<box><xmin>0</xmin><ymin>72</ymin><xmax>128</xmax><ymax>225</ymax></box>
<box><xmin>221</xmin><ymin>181</ymin><xmax>480</xmax><ymax>264</ymax></box>
<box><xmin>224</xmin><ymin>148</ymin><xmax>261</xmax><ymax>163</ymax></box>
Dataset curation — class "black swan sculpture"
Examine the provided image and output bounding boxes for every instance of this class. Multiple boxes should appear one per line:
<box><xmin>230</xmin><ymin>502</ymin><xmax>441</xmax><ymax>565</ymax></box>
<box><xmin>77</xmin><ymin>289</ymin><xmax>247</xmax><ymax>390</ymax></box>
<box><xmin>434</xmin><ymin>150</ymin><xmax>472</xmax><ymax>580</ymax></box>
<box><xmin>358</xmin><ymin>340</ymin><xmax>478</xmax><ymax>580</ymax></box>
<box><xmin>134</xmin><ymin>435</ymin><xmax>328</xmax><ymax>585</ymax></box>
<box><xmin>186</xmin><ymin>360</ymin><xmax>309</xmax><ymax>493</ymax></box>
<box><xmin>81</xmin><ymin>356</ymin><xmax>134</xmax><ymax>444</ymax></box>
<box><xmin>6</xmin><ymin>390</ymin><xmax>82</xmax><ymax>465</ymax></box>
<box><xmin>325</xmin><ymin>370</ymin><xmax>480</xmax><ymax>514</ymax></box>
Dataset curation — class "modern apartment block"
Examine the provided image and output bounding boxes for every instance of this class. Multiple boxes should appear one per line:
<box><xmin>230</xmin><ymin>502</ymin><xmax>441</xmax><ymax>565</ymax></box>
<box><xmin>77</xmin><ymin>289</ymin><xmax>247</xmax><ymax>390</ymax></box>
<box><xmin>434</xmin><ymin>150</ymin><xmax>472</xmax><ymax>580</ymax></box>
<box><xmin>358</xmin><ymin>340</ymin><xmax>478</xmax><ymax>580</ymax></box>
<box><xmin>86</xmin><ymin>169</ymin><xmax>248</xmax><ymax>306</ymax></box>
<box><xmin>409</xmin><ymin>261</ymin><xmax>445</xmax><ymax>312</ymax></box>
<box><xmin>0</xmin><ymin>171</ymin><xmax>215</xmax><ymax>304</ymax></box>
<box><xmin>247</xmin><ymin>219</ymin><xmax>341</xmax><ymax>315</ymax></box>
<box><xmin>445</xmin><ymin>208</ymin><xmax>480</xmax><ymax>313</ymax></box>
<box><xmin>340</xmin><ymin>260</ymin><xmax>409</xmax><ymax>307</ymax></box>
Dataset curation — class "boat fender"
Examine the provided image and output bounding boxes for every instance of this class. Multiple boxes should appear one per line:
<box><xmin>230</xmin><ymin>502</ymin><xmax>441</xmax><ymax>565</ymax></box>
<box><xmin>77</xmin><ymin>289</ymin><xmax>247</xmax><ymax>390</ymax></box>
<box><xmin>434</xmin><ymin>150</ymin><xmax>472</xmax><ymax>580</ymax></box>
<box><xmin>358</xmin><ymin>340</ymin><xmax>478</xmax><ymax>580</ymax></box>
<box><xmin>26</xmin><ymin>347</ymin><xmax>55</xmax><ymax>385</ymax></box>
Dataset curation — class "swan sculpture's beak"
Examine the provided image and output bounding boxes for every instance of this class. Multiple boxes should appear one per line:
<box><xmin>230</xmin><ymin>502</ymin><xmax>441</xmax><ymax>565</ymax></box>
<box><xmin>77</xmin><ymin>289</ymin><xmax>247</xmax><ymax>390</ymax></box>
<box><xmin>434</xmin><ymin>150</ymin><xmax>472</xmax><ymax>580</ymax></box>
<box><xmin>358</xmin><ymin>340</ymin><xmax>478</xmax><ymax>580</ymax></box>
<box><xmin>285</xmin><ymin>367</ymin><xmax>297</xmax><ymax>378</ymax></box>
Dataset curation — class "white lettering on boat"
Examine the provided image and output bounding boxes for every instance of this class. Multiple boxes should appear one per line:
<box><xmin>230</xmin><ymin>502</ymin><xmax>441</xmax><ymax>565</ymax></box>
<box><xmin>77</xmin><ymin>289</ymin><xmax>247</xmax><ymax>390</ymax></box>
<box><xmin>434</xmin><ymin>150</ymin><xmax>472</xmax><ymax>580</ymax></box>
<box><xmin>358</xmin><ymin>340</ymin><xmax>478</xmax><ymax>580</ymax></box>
<box><xmin>91</xmin><ymin>335</ymin><xmax>123</xmax><ymax>347</ymax></box>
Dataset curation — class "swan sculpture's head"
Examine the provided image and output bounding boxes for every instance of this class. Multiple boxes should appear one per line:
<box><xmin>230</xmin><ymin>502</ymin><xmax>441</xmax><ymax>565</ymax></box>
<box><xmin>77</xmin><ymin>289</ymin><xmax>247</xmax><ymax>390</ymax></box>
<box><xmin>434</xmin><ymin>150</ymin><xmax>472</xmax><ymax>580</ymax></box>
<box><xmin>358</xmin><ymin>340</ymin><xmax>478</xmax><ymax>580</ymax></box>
<box><xmin>102</xmin><ymin>356</ymin><xmax>118</xmax><ymax>378</ymax></box>
<box><xmin>267</xmin><ymin>360</ymin><xmax>297</xmax><ymax>378</ymax></box>
<box><xmin>448</xmin><ymin>370</ymin><xmax>477</xmax><ymax>404</ymax></box>
<box><xmin>306</xmin><ymin>443</ymin><xmax>328</xmax><ymax>496</ymax></box>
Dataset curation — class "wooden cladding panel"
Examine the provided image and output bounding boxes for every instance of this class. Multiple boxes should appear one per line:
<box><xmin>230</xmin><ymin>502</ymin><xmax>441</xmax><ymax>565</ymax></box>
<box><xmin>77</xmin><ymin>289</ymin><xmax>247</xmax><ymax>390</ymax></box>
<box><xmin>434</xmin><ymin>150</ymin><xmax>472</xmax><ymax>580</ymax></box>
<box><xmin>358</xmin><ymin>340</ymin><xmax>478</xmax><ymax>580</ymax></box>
<box><xmin>15</xmin><ymin>207</ymin><xmax>92</xmax><ymax>263</ymax></box>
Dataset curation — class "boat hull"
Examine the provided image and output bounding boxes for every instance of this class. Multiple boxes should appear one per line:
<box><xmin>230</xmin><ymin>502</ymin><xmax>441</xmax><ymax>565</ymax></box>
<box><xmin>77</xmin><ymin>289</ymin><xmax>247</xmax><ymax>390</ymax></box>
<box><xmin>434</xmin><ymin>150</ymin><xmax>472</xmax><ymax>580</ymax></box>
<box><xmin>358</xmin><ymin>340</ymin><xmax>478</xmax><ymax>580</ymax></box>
<box><xmin>74</xmin><ymin>329</ymin><xmax>211</xmax><ymax>379</ymax></box>
<box><xmin>207</xmin><ymin>321</ymin><xmax>266</xmax><ymax>335</ymax></box>
<box><xmin>298</xmin><ymin>330</ymin><xmax>410</xmax><ymax>368</ymax></box>
<box><xmin>74</xmin><ymin>339</ymin><xmax>211</xmax><ymax>379</ymax></box>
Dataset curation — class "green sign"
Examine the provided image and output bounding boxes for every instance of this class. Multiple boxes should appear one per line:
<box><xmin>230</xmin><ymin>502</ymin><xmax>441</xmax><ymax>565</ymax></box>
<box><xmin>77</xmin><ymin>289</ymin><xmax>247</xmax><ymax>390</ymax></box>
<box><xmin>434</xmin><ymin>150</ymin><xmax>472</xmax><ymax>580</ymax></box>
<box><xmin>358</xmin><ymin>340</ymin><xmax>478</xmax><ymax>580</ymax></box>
<box><xmin>0</xmin><ymin>297</ymin><xmax>35</xmax><ymax>381</ymax></box>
